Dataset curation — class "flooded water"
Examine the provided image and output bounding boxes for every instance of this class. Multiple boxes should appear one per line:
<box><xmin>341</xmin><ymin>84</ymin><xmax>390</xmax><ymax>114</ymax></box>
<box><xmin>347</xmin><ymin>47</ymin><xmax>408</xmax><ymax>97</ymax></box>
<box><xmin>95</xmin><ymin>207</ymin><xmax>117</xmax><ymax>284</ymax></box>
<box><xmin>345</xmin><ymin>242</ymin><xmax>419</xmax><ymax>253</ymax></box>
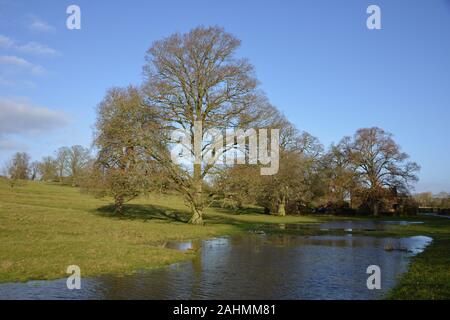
<box><xmin>277</xmin><ymin>220</ymin><xmax>424</xmax><ymax>232</ymax></box>
<box><xmin>0</xmin><ymin>220</ymin><xmax>432</xmax><ymax>300</ymax></box>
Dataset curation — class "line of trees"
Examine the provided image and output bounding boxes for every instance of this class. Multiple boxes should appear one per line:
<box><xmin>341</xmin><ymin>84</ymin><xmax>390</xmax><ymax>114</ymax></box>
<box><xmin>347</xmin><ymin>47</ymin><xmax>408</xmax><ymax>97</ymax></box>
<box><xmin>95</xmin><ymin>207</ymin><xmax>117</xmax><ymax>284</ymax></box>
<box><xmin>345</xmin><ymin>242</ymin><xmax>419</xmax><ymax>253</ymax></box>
<box><xmin>414</xmin><ymin>192</ymin><xmax>450</xmax><ymax>209</ymax></box>
<box><xmin>1</xmin><ymin>26</ymin><xmax>426</xmax><ymax>223</ymax></box>
<box><xmin>212</xmin><ymin>126</ymin><xmax>420</xmax><ymax>217</ymax></box>
<box><xmin>2</xmin><ymin>145</ymin><xmax>92</xmax><ymax>186</ymax></box>
<box><xmin>82</xmin><ymin>26</ymin><xmax>421</xmax><ymax>222</ymax></box>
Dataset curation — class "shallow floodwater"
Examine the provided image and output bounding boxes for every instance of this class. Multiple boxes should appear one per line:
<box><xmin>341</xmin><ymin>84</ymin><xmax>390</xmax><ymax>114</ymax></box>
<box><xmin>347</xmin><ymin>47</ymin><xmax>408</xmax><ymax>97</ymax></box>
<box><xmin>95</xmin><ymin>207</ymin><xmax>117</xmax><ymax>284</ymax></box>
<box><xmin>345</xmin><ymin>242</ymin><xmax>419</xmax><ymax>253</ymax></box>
<box><xmin>277</xmin><ymin>220</ymin><xmax>424</xmax><ymax>232</ymax></box>
<box><xmin>318</xmin><ymin>220</ymin><xmax>423</xmax><ymax>231</ymax></box>
<box><xmin>0</xmin><ymin>223</ymin><xmax>432</xmax><ymax>300</ymax></box>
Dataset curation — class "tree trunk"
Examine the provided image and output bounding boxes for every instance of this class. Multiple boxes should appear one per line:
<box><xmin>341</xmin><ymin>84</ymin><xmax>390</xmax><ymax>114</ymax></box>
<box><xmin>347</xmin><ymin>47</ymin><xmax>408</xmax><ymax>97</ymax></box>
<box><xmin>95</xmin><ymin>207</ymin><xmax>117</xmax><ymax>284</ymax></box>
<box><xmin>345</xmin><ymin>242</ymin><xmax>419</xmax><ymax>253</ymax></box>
<box><xmin>373</xmin><ymin>202</ymin><xmax>379</xmax><ymax>217</ymax></box>
<box><xmin>114</xmin><ymin>195</ymin><xmax>124</xmax><ymax>215</ymax></box>
<box><xmin>278</xmin><ymin>194</ymin><xmax>286</xmax><ymax>216</ymax></box>
<box><xmin>189</xmin><ymin>163</ymin><xmax>204</xmax><ymax>225</ymax></box>
<box><xmin>189</xmin><ymin>206</ymin><xmax>203</xmax><ymax>225</ymax></box>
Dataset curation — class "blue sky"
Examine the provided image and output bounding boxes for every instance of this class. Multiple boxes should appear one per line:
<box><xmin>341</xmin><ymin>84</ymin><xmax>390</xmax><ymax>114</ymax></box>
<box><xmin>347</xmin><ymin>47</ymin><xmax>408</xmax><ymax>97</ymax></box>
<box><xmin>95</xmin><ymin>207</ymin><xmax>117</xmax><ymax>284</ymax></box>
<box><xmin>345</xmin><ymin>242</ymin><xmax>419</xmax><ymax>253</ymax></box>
<box><xmin>0</xmin><ymin>0</ymin><xmax>449</xmax><ymax>192</ymax></box>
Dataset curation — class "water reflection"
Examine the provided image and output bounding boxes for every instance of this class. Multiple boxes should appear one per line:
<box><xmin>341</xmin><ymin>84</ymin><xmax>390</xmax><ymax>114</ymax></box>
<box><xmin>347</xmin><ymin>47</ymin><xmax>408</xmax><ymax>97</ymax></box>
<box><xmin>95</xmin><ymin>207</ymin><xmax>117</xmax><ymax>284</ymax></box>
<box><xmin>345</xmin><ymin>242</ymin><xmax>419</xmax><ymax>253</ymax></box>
<box><xmin>0</xmin><ymin>234</ymin><xmax>432</xmax><ymax>300</ymax></box>
<box><xmin>280</xmin><ymin>220</ymin><xmax>424</xmax><ymax>232</ymax></box>
<box><xmin>318</xmin><ymin>220</ymin><xmax>424</xmax><ymax>231</ymax></box>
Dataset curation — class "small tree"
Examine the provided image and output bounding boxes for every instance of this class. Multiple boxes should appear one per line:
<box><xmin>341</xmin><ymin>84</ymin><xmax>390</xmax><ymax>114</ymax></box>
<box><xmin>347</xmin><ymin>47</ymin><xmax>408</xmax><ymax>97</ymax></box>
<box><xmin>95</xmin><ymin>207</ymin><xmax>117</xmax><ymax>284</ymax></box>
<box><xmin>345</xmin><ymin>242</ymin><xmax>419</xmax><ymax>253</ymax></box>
<box><xmin>2</xmin><ymin>161</ymin><xmax>17</xmax><ymax>188</ymax></box>
<box><xmin>30</xmin><ymin>161</ymin><xmax>39</xmax><ymax>181</ymax></box>
<box><xmin>55</xmin><ymin>147</ymin><xmax>70</xmax><ymax>183</ymax></box>
<box><xmin>8</xmin><ymin>152</ymin><xmax>31</xmax><ymax>180</ymax></box>
<box><xmin>94</xmin><ymin>86</ymin><xmax>159</xmax><ymax>214</ymax></box>
<box><xmin>68</xmin><ymin>145</ymin><xmax>91</xmax><ymax>186</ymax></box>
<box><xmin>255</xmin><ymin>113</ymin><xmax>322</xmax><ymax>216</ymax></box>
<box><xmin>38</xmin><ymin>156</ymin><xmax>59</xmax><ymax>181</ymax></box>
<box><xmin>213</xmin><ymin>164</ymin><xmax>260</xmax><ymax>211</ymax></box>
<box><xmin>321</xmin><ymin>139</ymin><xmax>359</xmax><ymax>211</ymax></box>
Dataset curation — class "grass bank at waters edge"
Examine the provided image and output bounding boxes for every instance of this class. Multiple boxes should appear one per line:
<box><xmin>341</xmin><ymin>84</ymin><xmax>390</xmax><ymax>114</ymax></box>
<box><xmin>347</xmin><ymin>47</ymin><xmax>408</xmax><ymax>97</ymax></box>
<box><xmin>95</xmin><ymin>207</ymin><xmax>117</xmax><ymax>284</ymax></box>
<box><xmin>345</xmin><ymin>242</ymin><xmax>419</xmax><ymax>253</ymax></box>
<box><xmin>0</xmin><ymin>179</ymin><xmax>316</xmax><ymax>283</ymax></box>
<box><xmin>385</xmin><ymin>217</ymin><xmax>450</xmax><ymax>299</ymax></box>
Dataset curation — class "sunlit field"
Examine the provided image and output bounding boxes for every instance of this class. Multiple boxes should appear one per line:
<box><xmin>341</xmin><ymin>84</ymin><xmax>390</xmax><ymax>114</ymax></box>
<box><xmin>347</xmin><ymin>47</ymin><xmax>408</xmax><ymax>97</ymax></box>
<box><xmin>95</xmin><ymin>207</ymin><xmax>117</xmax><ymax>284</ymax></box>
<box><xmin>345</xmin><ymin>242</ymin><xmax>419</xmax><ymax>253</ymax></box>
<box><xmin>0</xmin><ymin>179</ymin><xmax>316</xmax><ymax>283</ymax></box>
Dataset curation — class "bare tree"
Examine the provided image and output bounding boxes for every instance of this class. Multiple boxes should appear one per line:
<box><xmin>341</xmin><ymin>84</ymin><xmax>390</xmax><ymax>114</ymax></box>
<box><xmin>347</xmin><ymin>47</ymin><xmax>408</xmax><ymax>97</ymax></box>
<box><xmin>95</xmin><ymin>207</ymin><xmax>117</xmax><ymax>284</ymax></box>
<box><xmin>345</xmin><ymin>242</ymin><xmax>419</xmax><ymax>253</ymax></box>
<box><xmin>346</xmin><ymin>127</ymin><xmax>420</xmax><ymax>216</ymax></box>
<box><xmin>68</xmin><ymin>145</ymin><xmax>91</xmax><ymax>186</ymax></box>
<box><xmin>2</xmin><ymin>161</ymin><xmax>15</xmax><ymax>188</ymax></box>
<box><xmin>8</xmin><ymin>152</ymin><xmax>31</xmax><ymax>180</ymax></box>
<box><xmin>38</xmin><ymin>156</ymin><xmax>58</xmax><ymax>181</ymax></box>
<box><xmin>142</xmin><ymin>26</ymin><xmax>267</xmax><ymax>224</ymax></box>
<box><xmin>30</xmin><ymin>161</ymin><xmax>39</xmax><ymax>181</ymax></box>
<box><xmin>55</xmin><ymin>147</ymin><xmax>70</xmax><ymax>182</ymax></box>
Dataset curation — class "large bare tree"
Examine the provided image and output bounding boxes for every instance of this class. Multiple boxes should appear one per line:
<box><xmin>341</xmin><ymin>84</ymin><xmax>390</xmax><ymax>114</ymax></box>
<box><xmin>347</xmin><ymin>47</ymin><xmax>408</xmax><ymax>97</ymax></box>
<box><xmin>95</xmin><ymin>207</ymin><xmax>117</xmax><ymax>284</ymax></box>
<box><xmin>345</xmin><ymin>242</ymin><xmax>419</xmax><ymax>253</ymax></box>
<box><xmin>142</xmin><ymin>26</ymin><xmax>266</xmax><ymax>224</ymax></box>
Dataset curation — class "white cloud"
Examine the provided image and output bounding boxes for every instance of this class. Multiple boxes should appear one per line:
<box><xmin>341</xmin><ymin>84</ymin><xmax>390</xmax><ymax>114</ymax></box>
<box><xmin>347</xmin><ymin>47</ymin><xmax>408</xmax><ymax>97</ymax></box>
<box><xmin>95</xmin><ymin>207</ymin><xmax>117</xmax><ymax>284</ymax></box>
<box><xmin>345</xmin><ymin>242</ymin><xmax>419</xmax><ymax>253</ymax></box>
<box><xmin>0</xmin><ymin>34</ymin><xmax>59</xmax><ymax>57</ymax></box>
<box><xmin>28</xmin><ymin>16</ymin><xmax>55</xmax><ymax>33</ymax></box>
<box><xmin>0</xmin><ymin>97</ymin><xmax>68</xmax><ymax>137</ymax></box>
<box><xmin>0</xmin><ymin>55</ymin><xmax>45</xmax><ymax>75</ymax></box>
<box><xmin>0</xmin><ymin>76</ymin><xmax>36</xmax><ymax>88</ymax></box>
<box><xmin>0</xmin><ymin>97</ymin><xmax>69</xmax><ymax>153</ymax></box>
<box><xmin>17</xmin><ymin>41</ymin><xmax>59</xmax><ymax>56</ymax></box>
<box><xmin>0</xmin><ymin>34</ymin><xmax>14</xmax><ymax>48</ymax></box>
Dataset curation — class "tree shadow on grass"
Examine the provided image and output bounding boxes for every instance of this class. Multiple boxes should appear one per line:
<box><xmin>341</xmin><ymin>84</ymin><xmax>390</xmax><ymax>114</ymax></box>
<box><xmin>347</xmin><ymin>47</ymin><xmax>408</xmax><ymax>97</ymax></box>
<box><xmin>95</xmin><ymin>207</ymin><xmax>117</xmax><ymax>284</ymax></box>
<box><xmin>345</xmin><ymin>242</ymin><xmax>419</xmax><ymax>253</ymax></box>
<box><xmin>92</xmin><ymin>202</ymin><xmax>272</xmax><ymax>231</ymax></box>
<box><xmin>210</xmin><ymin>206</ymin><xmax>265</xmax><ymax>216</ymax></box>
<box><xmin>93</xmin><ymin>203</ymin><xmax>192</xmax><ymax>223</ymax></box>
<box><xmin>203</xmin><ymin>206</ymin><xmax>273</xmax><ymax>230</ymax></box>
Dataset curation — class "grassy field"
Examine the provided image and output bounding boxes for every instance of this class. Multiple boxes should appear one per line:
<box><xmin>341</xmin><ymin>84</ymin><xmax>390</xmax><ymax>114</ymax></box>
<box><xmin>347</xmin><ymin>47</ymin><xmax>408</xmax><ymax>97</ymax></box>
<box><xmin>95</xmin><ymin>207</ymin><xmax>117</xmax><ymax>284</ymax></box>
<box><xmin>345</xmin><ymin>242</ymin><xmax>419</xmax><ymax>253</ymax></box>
<box><xmin>0</xmin><ymin>178</ymin><xmax>315</xmax><ymax>283</ymax></box>
<box><xmin>1</xmin><ymin>179</ymin><xmax>449</xmax><ymax>299</ymax></box>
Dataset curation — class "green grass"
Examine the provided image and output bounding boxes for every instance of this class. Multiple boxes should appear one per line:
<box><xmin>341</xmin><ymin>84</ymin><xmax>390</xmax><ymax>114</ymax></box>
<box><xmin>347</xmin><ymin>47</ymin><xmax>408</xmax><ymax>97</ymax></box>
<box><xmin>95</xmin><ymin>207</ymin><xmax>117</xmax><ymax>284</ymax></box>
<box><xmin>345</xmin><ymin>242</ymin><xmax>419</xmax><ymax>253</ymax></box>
<box><xmin>0</xmin><ymin>179</ymin><xmax>316</xmax><ymax>283</ymax></box>
<box><xmin>384</xmin><ymin>217</ymin><xmax>450</xmax><ymax>299</ymax></box>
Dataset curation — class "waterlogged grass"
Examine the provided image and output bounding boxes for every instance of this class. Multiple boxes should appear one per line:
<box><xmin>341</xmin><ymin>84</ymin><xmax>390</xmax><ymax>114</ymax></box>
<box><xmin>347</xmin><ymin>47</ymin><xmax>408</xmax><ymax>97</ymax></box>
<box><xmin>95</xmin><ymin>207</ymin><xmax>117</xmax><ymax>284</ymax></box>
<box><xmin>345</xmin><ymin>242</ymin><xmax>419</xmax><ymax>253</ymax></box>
<box><xmin>0</xmin><ymin>179</ymin><xmax>317</xmax><ymax>283</ymax></box>
<box><xmin>384</xmin><ymin>217</ymin><xmax>450</xmax><ymax>299</ymax></box>
<box><xmin>388</xmin><ymin>238</ymin><xmax>450</xmax><ymax>299</ymax></box>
